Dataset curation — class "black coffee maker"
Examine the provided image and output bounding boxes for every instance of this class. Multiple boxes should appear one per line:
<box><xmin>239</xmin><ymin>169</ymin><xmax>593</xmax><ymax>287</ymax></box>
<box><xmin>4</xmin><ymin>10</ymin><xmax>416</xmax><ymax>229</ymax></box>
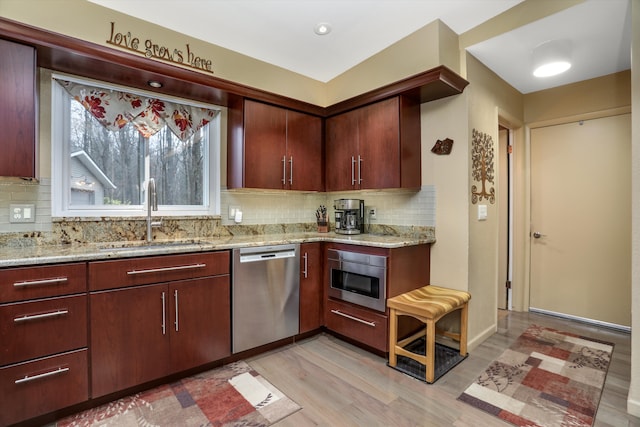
<box><xmin>334</xmin><ymin>199</ymin><xmax>365</xmax><ymax>234</ymax></box>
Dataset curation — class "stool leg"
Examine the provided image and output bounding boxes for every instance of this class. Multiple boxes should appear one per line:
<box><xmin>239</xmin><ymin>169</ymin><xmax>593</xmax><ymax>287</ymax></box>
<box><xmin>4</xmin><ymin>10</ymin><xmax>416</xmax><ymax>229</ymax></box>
<box><xmin>459</xmin><ymin>302</ymin><xmax>468</xmax><ymax>357</ymax></box>
<box><xmin>426</xmin><ymin>319</ymin><xmax>436</xmax><ymax>383</ymax></box>
<box><xmin>389</xmin><ymin>307</ymin><xmax>398</xmax><ymax>367</ymax></box>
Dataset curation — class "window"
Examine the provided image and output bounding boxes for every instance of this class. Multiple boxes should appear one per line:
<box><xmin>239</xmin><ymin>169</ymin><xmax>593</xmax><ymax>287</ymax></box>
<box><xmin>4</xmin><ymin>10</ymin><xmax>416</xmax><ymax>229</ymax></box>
<box><xmin>51</xmin><ymin>74</ymin><xmax>221</xmax><ymax>217</ymax></box>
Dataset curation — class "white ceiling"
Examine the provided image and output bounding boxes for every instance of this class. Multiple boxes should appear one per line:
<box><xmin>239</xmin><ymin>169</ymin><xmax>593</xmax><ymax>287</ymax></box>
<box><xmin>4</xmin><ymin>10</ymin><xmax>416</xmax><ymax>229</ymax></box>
<box><xmin>89</xmin><ymin>0</ymin><xmax>631</xmax><ymax>94</ymax></box>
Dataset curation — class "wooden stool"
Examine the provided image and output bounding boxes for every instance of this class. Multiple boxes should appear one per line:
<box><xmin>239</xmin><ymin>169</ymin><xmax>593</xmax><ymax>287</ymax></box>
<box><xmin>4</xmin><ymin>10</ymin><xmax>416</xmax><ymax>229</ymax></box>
<box><xmin>388</xmin><ymin>285</ymin><xmax>471</xmax><ymax>383</ymax></box>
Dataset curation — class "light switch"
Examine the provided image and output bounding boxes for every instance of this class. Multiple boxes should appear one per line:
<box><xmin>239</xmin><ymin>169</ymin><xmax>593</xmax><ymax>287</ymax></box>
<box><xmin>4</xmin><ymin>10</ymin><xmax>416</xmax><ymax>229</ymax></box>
<box><xmin>478</xmin><ymin>204</ymin><xmax>487</xmax><ymax>221</ymax></box>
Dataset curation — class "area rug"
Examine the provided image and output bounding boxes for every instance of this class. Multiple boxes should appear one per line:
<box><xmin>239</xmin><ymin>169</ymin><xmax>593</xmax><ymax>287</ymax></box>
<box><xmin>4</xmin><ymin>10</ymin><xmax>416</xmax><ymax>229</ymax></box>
<box><xmin>54</xmin><ymin>361</ymin><xmax>300</xmax><ymax>427</ymax></box>
<box><xmin>458</xmin><ymin>325</ymin><xmax>614</xmax><ymax>427</ymax></box>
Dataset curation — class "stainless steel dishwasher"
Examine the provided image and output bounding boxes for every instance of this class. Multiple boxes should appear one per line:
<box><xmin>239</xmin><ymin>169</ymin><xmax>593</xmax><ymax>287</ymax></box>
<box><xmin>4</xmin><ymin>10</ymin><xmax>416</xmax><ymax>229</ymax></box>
<box><xmin>232</xmin><ymin>244</ymin><xmax>300</xmax><ymax>353</ymax></box>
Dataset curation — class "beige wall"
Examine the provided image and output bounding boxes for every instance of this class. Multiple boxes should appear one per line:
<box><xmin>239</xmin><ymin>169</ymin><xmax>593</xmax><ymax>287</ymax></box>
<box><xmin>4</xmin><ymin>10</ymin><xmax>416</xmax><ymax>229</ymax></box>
<box><xmin>326</xmin><ymin>20</ymin><xmax>460</xmax><ymax>105</ymax></box>
<box><xmin>628</xmin><ymin>0</ymin><xmax>640</xmax><ymax>418</ymax></box>
<box><xmin>525</xmin><ymin>71</ymin><xmax>631</xmax><ymax>124</ymax></box>
<box><xmin>0</xmin><ymin>0</ymin><xmax>326</xmax><ymax>105</ymax></box>
<box><xmin>464</xmin><ymin>54</ymin><xmax>524</xmax><ymax>343</ymax></box>
<box><xmin>422</xmin><ymin>94</ymin><xmax>469</xmax><ymax>290</ymax></box>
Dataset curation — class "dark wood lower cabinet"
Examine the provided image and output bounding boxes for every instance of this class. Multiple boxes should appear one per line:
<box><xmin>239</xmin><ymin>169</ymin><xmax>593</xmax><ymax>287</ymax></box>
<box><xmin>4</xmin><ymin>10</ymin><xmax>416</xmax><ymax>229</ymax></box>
<box><xmin>90</xmin><ymin>284</ymin><xmax>168</xmax><ymax>397</ymax></box>
<box><xmin>0</xmin><ymin>349</ymin><xmax>88</xmax><ymax>426</ymax></box>
<box><xmin>169</xmin><ymin>276</ymin><xmax>230</xmax><ymax>374</ymax></box>
<box><xmin>325</xmin><ymin>299</ymin><xmax>388</xmax><ymax>351</ymax></box>
<box><xmin>299</xmin><ymin>243</ymin><xmax>323</xmax><ymax>333</ymax></box>
<box><xmin>90</xmin><ymin>276</ymin><xmax>230</xmax><ymax>398</ymax></box>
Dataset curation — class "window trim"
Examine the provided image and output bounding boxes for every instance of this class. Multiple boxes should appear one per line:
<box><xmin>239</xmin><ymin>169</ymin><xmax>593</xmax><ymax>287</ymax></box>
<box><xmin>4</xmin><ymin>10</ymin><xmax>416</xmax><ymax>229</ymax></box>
<box><xmin>51</xmin><ymin>73</ymin><xmax>221</xmax><ymax>218</ymax></box>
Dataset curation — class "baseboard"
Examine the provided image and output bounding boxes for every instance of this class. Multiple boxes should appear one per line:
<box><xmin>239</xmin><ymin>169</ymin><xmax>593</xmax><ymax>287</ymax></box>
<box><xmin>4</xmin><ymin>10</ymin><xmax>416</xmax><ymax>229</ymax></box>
<box><xmin>468</xmin><ymin>322</ymin><xmax>497</xmax><ymax>351</ymax></box>
<box><xmin>628</xmin><ymin>396</ymin><xmax>640</xmax><ymax>418</ymax></box>
<box><xmin>529</xmin><ymin>307</ymin><xmax>631</xmax><ymax>333</ymax></box>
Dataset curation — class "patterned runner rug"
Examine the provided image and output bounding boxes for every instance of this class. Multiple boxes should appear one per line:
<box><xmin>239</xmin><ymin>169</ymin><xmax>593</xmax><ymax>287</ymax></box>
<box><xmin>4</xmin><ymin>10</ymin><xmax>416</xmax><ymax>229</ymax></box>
<box><xmin>458</xmin><ymin>324</ymin><xmax>614</xmax><ymax>427</ymax></box>
<box><xmin>54</xmin><ymin>361</ymin><xmax>300</xmax><ymax>426</ymax></box>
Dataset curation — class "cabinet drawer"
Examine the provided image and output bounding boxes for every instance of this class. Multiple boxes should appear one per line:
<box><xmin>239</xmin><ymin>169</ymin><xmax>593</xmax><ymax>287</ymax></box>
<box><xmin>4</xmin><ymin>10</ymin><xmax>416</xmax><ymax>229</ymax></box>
<box><xmin>0</xmin><ymin>349</ymin><xmax>88</xmax><ymax>426</ymax></box>
<box><xmin>0</xmin><ymin>263</ymin><xmax>87</xmax><ymax>303</ymax></box>
<box><xmin>0</xmin><ymin>294</ymin><xmax>87</xmax><ymax>366</ymax></box>
<box><xmin>325</xmin><ymin>299</ymin><xmax>388</xmax><ymax>352</ymax></box>
<box><xmin>89</xmin><ymin>251</ymin><xmax>230</xmax><ymax>291</ymax></box>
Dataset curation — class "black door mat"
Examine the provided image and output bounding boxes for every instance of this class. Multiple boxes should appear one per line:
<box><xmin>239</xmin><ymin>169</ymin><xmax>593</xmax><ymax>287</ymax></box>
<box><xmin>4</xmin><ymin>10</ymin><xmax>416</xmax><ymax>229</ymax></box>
<box><xmin>387</xmin><ymin>337</ymin><xmax>467</xmax><ymax>384</ymax></box>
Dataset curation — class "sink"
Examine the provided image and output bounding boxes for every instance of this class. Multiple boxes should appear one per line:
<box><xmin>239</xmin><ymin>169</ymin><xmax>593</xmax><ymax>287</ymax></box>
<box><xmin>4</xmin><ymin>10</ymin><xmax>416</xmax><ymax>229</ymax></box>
<box><xmin>97</xmin><ymin>240</ymin><xmax>205</xmax><ymax>252</ymax></box>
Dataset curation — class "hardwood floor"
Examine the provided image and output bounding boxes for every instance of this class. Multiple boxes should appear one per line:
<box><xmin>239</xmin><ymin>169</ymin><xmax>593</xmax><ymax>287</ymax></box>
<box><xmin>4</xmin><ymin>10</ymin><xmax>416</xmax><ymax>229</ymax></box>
<box><xmin>247</xmin><ymin>310</ymin><xmax>640</xmax><ymax>427</ymax></box>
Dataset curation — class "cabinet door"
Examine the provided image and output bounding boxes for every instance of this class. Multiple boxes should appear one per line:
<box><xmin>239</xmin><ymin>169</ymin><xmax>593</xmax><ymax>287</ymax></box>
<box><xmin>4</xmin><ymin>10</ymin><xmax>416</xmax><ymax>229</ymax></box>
<box><xmin>287</xmin><ymin>110</ymin><xmax>323</xmax><ymax>191</ymax></box>
<box><xmin>325</xmin><ymin>110</ymin><xmax>359</xmax><ymax>191</ymax></box>
<box><xmin>90</xmin><ymin>285</ymin><xmax>169</xmax><ymax>398</ymax></box>
<box><xmin>169</xmin><ymin>275</ymin><xmax>230</xmax><ymax>373</ymax></box>
<box><xmin>299</xmin><ymin>243</ymin><xmax>323</xmax><ymax>333</ymax></box>
<box><xmin>0</xmin><ymin>39</ymin><xmax>36</xmax><ymax>178</ymax></box>
<box><xmin>243</xmin><ymin>100</ymin><xmax>287</xmax><ymax>189</ymax></box>
<box><xmin>359</xmin><ymin>97</ymin><xmax>401</xmax><ymax>189</ymax></box>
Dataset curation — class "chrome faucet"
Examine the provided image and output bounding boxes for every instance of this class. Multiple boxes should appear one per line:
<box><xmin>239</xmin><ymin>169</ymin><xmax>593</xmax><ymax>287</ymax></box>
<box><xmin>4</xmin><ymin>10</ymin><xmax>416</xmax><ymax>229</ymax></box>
<box><xmin>146</xmin><ymin>178</ymin><xmax>162</xmax><ymax>242</ymax></box>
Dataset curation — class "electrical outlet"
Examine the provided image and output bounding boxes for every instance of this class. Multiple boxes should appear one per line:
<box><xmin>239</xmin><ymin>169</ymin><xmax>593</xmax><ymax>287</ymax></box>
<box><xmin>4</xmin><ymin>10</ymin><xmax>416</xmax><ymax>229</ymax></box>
<box><xmin>369</xmin><ymin>207</ymin><xmax>377</xmax><ymax>220</ymax></box>
<box><xmin>228</xmin><ymin>205</ymin><xmax>241</xmax><ymax>220</ymax></box>
<box><xmin>9</xmin><ymin>204</ymin><xmax>36</xmax><ymax>223</ymax></box>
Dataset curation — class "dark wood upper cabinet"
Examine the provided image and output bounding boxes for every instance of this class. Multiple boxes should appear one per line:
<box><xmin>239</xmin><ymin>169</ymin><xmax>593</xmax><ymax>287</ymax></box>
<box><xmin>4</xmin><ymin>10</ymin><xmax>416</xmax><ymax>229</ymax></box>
<box><xmin>228</xmin><ymin>99</ymin><xmax>323</xmax><ymax>191</ymax></box>
<box><xmin>0</xmin><ymin>38</ymin><xmax>36</xmax><ymax>178</ymax></box>
<box><xmin>326</xmin><ymin>96</ymin><xmax>420</xmax><ymax>191</ymax></box>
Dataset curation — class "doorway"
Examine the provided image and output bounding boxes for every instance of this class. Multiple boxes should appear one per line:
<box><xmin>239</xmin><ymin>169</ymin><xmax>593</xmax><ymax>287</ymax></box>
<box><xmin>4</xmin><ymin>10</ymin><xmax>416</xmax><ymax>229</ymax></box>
<box><xmin>497</xmin><ymin>125</ymin><xmax>512</xmax><ymax>311</ymax></box>
<box><xmin>529</xmin><ymin>114</ymin><xmax>631</xmax><ymax>328</ymax></box>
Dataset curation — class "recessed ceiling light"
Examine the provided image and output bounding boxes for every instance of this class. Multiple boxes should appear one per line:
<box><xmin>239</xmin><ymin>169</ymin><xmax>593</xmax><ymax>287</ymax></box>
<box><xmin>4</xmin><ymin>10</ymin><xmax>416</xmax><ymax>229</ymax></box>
<box><xmin>314</xmin><ymin>22</ymin><xmax>332</xmax><ymax>36</ymax></box>
<box><xmin>147</xmin><ymin>80</ymin><xmax>163</xmax><ymax>88</ymax></box>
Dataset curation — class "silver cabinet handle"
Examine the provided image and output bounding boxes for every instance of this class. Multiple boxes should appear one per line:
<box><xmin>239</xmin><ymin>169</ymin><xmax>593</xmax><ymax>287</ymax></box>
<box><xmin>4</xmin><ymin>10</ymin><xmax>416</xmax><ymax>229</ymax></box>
<box><xmin>351</xmin><ymin>156</ymin><xmax>356</xmax><ymax>186</ymax></box>
<box><xmin>358</xmin><ymin>155</ymin><xmax>363</xmax><ymax>185</ymax></box>
<box><xmin>330</xmin><ymin>309</ymin><xmax>376</xmax><ymax>327</ymax></box>
<box><xmin>161</xmin><ymin>291</ymin><xmax>166</xmax><ymax>335</ymax></box>
<box><xmin>282</xmin><ymin>155</ymin><xmax>286</xmax><ymax>185</ymax></box>
<box><xmin>127</xmin><ymin>263</ymin><xmax>206</xmax><ymax>275</ymax></box>
<box><xmin>289</xmin><ymin>156</ymin><xmax>293</xmax><ymax>186</ymax></box>
<box><xmin>14</xmin><ymin>309</ymin><xmax>69</xmax><ymax>323</ymax></box>
<box><xmin>302</xmin><ymin>252</ymin><xmax>308</xmax><ymax>278</ymax></box>
<box><xmin>532</xmin><ymin>231</ymin><xmax>546</xmax><ymax>239</ymax></box>
<box><xmin>174</xmin><ymin>289</ymin><xmax>179</xmax><ymax>332</ymax></box>
<box><xmin>15</xmin><ymin>367</ymin><xmax>69</xmax><ymax>384</ymax></box>
<box><xmin>14</xmin><ymin>277</ymin><xmax>68</xmax><ymax>287</ymax></box>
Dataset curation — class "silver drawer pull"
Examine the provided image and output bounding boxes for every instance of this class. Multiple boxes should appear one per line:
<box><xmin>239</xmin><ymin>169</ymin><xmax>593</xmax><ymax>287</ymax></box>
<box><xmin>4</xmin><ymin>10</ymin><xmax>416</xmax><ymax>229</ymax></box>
<box><xmin>15</xmin><ymin>367</ymin><xmax>69</xmax><ymax>384</ymax></box>
<box><xmin>14</xmin><ymin>309</ymin><xmax>69</xmax><ymax>323</ymax></box>
<box><xmin>127</xmin><ymin>263</ymin><xmax>206</xmax><ymax>275</ymax></box>
<box><xmin>14</xmin><ymin>277</ymin><xmax>68</xmax><ymax>287</ymax></box>
<box><xmin>330</xmin><ymin>309</ymin><xmax>376</xmax><ymax>327</ymax></box>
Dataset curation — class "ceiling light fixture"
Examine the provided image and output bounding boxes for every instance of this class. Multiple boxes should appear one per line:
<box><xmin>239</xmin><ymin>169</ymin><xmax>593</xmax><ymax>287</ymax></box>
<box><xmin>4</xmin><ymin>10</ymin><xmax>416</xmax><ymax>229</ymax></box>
<box><xmin>532</xmin><ymin>40</ymin><xmax>572</xmax><ymax>78</ymax></box>
<box><xmin>147</xmin><ymin>80</ymin><xmax>163</xmax><ymax>88</ymax></box>
<box><xmin>314</xmin><ymin>22</ymin><xmax>332</xmax><ymax>36</ymax></box>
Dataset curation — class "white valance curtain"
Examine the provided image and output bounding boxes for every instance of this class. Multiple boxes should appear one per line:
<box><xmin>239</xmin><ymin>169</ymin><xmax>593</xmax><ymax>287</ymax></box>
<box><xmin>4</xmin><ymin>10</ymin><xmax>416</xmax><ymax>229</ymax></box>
<box><xmin>57</xmin><ymin>79</ymin><xmax>220</xmax><ymax>142</ymax></box>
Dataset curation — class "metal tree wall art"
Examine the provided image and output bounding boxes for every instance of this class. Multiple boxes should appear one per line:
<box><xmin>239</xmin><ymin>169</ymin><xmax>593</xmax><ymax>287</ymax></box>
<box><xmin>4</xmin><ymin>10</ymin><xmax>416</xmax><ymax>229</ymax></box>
<box><xmin>471</xmin><ymin>128</ymin><xmax>495</xmax><ymax>204</ymax></box>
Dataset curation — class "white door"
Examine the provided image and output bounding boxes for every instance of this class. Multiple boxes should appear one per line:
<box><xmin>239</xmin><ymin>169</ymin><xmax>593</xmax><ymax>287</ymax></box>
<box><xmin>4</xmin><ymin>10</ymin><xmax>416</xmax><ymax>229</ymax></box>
<box><xmin>530</xmin><ymin>114</ymin><xmax>631</xmax><ymax>327</ymax></box>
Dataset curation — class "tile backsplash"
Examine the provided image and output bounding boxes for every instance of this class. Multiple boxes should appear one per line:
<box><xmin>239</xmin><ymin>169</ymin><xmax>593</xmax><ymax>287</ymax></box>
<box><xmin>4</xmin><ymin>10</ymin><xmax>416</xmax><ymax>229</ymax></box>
<box><xmin>0</xmin><ymin>180</ymin><xmax>436</xmax><ymax>243</ymax></box>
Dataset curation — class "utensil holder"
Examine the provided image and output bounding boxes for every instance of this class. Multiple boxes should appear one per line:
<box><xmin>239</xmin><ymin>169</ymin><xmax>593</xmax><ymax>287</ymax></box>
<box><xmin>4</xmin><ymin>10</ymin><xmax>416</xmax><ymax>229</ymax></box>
<box><xmin>317</xmin><ymin>223</ymin><xmax>329</xmax><ymax>233</ymax></box>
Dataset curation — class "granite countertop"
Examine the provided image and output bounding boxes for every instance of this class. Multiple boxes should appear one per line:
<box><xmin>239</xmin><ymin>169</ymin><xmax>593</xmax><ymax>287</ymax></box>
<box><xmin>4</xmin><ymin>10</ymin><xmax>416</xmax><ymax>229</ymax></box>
<box><xmin>0</xmin><ymin>231</ymin><xmax>435</xmax><ymax>268</ymax></box>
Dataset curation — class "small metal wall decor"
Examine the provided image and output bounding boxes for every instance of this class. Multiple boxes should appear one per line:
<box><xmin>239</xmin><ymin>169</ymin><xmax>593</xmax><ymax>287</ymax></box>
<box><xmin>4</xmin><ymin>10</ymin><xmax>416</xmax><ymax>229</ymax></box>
<box><xmin>471</xmin><ymin>128</ymin><xmax>495</xmax><ymax>204</ymax></box>
<box><xmin>106</xmin><ymin>22</ymin><xmax>214</xmax><ymax>73</ymax></box>
<box><xmin>431</xmin><ymin>138</ymin><xmax>454</xmax><ymax>155</ymax></box>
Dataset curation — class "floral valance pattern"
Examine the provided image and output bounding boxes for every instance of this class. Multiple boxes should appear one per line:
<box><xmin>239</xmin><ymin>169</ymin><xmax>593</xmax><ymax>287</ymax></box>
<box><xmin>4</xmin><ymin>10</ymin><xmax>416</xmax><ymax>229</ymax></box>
<box><xmin>57</xmin><ymin>79</ymin><xmax>220</xmax><ymax>142</ymax></box>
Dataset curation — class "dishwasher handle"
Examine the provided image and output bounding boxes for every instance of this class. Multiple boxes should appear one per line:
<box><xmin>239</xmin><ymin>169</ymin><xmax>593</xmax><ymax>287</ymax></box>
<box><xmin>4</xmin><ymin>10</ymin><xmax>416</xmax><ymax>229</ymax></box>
<box><xmin>237</xmin><ymin>244</ymin><xmax>298</xmax><ymax>263</ymax></box>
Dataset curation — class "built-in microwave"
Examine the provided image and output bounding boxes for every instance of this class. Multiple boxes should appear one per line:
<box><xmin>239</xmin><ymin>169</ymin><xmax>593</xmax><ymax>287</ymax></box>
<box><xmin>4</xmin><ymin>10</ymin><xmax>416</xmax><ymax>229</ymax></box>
<box><xmin>327</xmin><ymin>248</ymin><xmax>387</xmax><ymax>312</ymax></box>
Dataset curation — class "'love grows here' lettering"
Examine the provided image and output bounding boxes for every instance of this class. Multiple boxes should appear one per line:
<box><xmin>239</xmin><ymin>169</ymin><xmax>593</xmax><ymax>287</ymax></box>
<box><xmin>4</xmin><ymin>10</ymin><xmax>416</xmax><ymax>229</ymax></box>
<box><xmin>107</xmin><ymin>22</ymin><xmax>213</xmax><ymax>73</ymax></box>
